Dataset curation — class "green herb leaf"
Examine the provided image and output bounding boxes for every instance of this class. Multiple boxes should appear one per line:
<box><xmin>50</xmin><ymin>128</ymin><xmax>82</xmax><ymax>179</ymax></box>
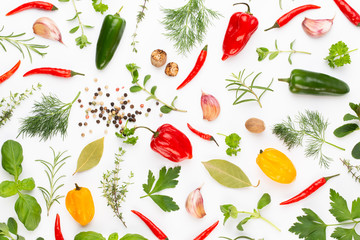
<box><xmin>0</xmin><ymin>181</ymin><xmax>17</xmax><ymax>198</ymax></box>
<box><xmin>202</xmin><ymin>159</ymin><xmax>257</xmax><ymax>188</ymax></box>
<box><xmin>15</xmin><ymin>194</ymin><xmax>41</xmax><ymax>231</ymax></box>
<box><xmin>351</xmin><ymin>197</ymin><xmax>360</xmax><ymax>219</ymax></box>
<box><xmin>331</xmin><ymin>227</ymin><xmax>360</xmax><ymax>240</ymax></box>
<box><xmin>123</xmin><ymin>136</ymin><xmax>139</xmax><ymax>145</ymax></box>
<box><xmin>160</xmin><ymin>105</ymin><xmax>173</xmax><ymax>114</ymax></box>
<box><xmin>256</xmin><ymin>48</ymin><xmax>269</xmax><ymax>61</ymax></box>
<box><xmin>74</xmin><ymin>137</ymin><xmax>104</xmax><ymax>175</ymax></box>
<box><xmin>120</xmin><ymin>234</ymin><xmax>148</xmax><ymax>240</ymax></box>
<box><xmin>7</xmin><ymin>218</ymin><xmax>17</xmax><ymax>235</ymax></box>
<box><xmin>237</xmin><ymin>217</ymin><xmax>252</xmax><ymax>231</ymax></box>
<box><xmin>352</xmin><ymin>142</ymin><xmax>360</xmax><ymax>159</ymax></box>
<box><xmin>69</xmin><ymin>26</ymin><xmax>79</xmax><ymax>34</ymax></box>
<box><xmin>343</xmin><ymin>113</ymin><xmax>360</xmax><ymax>121</ymax></box>
<box><xmin>325</xmin><ymin>41</ymin><xmax>357</xmax><ymax>68</ymax></box>
<box><xmin>130</xmin><ymin>86</ymin><xmax>142</xmax><ymax>93</ymax></box>
<box><xmin>257</xmin><ymin>193</ymin><xmax>271</xmax><ymax>210</ymax></box>
<box><xmin>1</xmin><ymin>140</ymin><xmax>23</xmax><ymax>178</ymax></box>
<box><xmin>222</xmin><ymin>133</ymin><xmax>241</xmax><ymax>156</ymax></box>
<box><xmin>220</xmin><ymin>204</ymin><xmax>238</xmax><ymax>224</ymax></box>
<box><xmin>330</xmin><ymin>189</ymin><xmax>352</xmax><ymax>222</ymax></box>
<box><xmin>108</xmin><ymin>233</ymin><xmax>119</xmax><ymax>240</ymax></box>
<box><xmin>350</xmin><ymin>103</ymin><xmax>360</xmax><ymax>118</ymax></box>
<box><xmin>334</xmin><ymin>124</ymin><xmax>359</xmax><ymax>137</ymax></box>
<box><xmin>74</xmin><ymin>231</ymin><xmax>106</xmax><ymax>240</ymax></box>
<box><xmin>150</xmin><ymin>86</ymin><xmax>157</xmax><ymax>95</ymax></box>
<box><xmin>269</xmin><ymin>51</ymin><xmax>279</xmax><ymax>60</ymax></box>
<box><xmin>150</xmin><ymin>194</ymin><xmax>180</xmax><ymax>212</ymax></box>
<box><xmin>92</xmin><ymin>0</ymin><xmax>108</xmax><ymax>14</ymax></box>
<box><xmin>151</xmin><ymin>166</ymin><xmax>180</xmax><ymax>193</ymax></box>
<box><xmin>142</xmin><ymin>170</ymin><xmax>155</xmax><ymax>194</ymax></box>
<box><xmin>18</xmin><ymin>178</ymin><xmax>35</xmax><ymax>191</ymax></box>
<box><xmin>143</xmin><ymin>75</ymin><xmax>151</xmax><ymax>86</ymax></box>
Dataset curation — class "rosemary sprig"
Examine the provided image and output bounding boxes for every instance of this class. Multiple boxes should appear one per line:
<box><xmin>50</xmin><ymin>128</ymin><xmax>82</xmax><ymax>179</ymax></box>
<box><xmin>0</xmin><ymin>84</ymin><xmax>42</xmax><ymax>129</ymax></box>
<box><xmin>131</xmin><ymin>0</ymin><xmax>149</xmax><ymax>53</ymax></box>
<box><xmin>18</xmin><ymin>91</ymin><xmax>81</xmax><ymax>141</ymax></box>
<box><xmin>225</xmin><ymin>69</ymin><xmax>273</xmax><ymax>108</ymax></box>
<box><xmin>100</xmin><ymin>148</ymin><xmax>133</xmax><ymax>227</ymax></box>
<box><xmin>36</xmin><ymin>147</ymin><xmax>69</xmax><ymax>216</ymax></box>
<box><xmin>0</xmin><ymin>26</ymin><xmax>48</xmax><ymax>63</ymax></box>
<box><xmin>257</xmin><ymin>40</ymin><xmax>311</xmax><ymax>65</ymax></box>
<box><xmin>126</xmin><ymin>63</ymin><xmax>186</xmax><ymax>114</ymax></box>
<box><xmin>67</xmin><ymin>0</ymin><xmax>93</xmax><ymax>49</ymax></box>
<box><xmin>273</xmin><ymin>110</ymin><xmax>345</xmax><ymax>168</ymax></box>
<box><xmin>161</xmin><ymin>0</ymin><xmax>221</xmax><ymax>55</ymax></box>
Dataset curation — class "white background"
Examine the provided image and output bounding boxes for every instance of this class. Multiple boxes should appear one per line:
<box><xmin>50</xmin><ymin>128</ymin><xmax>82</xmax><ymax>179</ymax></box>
<box><xmin>1</xmin><ymin>0</ymin><xmax>360</xmax><ymax>239</ymax></box>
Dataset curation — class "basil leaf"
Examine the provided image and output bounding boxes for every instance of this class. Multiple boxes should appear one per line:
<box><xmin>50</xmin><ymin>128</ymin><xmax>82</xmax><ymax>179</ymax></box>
<box><xmin>352</xmin><ymin>142</ymin><xmax>360</xmax><ymax>159</ymax></box>
<box><xmin>333</xmin><ymin>124</ymin><xmax>359</xmax><ymax>137</ymax></box>
<box><xmin>0</xmin><ymin>223</ymin><xmax>9</xmax><ymax>235</ymax></box>
<box><xmin>17</xmin><ymin>235</ymin><xmax>25</xmax><ymax>240</ymax></box>
<box><xmin>7</xmin><ymin>218</ymin><xmax>17</xmax><ymax>235</ymax></box>
<box><xmin>108</xmin><ymin>233</ymin><xmax>118</xmax><ymax>240</ymax></box>
<box><xmin>1</xmin><ymin>140</ymin><xmax>23</xmax><ymax>178</ymax></box>
<box><xmin>120</xmin><ymin>234</ymin><xmax>148</xmax><ymax>240</ymax></box>
<box><xmin>75</xmin><ymin>231</ymin><xmax>106</xmax><ymax>240</ymax></box>
<box><xmin>257</xmin><ymin>193</ymin><xmax>271</xmax><ymax>210</ymax></box>
<box><xmin>19</xmin><ymin>178</ymin><xmax>35</xmax><ymax>191</ymax></box>
<box><xmin>15</xmin><ymin>194</ymin><xmax>41</xmax><ymax>231</ymax></box>
<box><xmin>0</xmin><ymin>181</ymin><xmax>17</xmax><ymax>198</ymax></box>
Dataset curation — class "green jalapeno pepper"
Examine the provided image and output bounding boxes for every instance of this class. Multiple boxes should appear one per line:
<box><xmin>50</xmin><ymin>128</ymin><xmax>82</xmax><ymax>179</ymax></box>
<box><xmin>279</xmin><ymin>69</ymin><xmax>350</xmax><ymax>95</ymax></box>
<box><xmin>96</xmin><ymin>7</ymin><xmax>126</xmax><ymax>70</ymax></box>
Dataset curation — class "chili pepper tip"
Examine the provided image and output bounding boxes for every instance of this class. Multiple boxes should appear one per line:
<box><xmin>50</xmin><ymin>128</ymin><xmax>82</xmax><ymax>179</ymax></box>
<box><xmin>52</xmin><ymin>5</ymin><xmax>58</xmax><ymax>11</ymax></box>
<box><xmin>324</xmin><ymin>173</ymin><xmax>340</xmax><ymax>181</ymax></box>
<box><xmin>264</xmin><ymin>22</ymin><xmax>280</xmax><ymax>31</ymax></box>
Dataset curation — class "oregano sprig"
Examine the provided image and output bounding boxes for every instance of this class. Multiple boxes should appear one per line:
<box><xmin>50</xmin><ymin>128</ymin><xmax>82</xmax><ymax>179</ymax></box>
<box><xmin>257</xmin><ymin>40</ymin><xmax>311</xmax><ymax>64</ymax></box>
<box><xmin>126</xmin><ymin>63</ymin><xmax>186</xmax><ymax>114</ymax></box>
<box><xmin>131</xmin><ymin>0</ymin><xmax>149</xmax><ymax>53</ymax></box>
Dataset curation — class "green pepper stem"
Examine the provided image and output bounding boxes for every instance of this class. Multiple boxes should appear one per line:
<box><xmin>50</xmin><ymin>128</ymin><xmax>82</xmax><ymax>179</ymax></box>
<box><xmin>324</xmin><ymin>173</ymin><xmax>340</xmax><ymax>181</ymax></box>
<box><xmin>233</xmin><ymin>2</ymin><xmax>251</xmax><ymax>14</ymax></box>
<box><xmin>134</xmin><ymin>126</ymin><xmax>156</xmax><ymax>135</ymax></box>
<box><xmin>116</xmin><ymin>6</ymin><xmax>124</xmax><ymax>15</ymax></box>
<box><xmin>278</xmin><ymin>78</ymin><xmax>290</xmax><ymax>83</ymax></box>
<box><xmin>264</xmin><ymin>22</ymin><xmax>279</xmax><ymax>31</ymax></box>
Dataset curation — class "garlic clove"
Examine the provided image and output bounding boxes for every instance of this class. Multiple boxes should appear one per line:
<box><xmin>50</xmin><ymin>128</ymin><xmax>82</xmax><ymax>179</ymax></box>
<box><xmin>302</xmin><ymin>17</ymin><xmax>334</xmax><ymax>38</ymax></box>
<box><xmin>33</xmin><ymin>17</ymin><xmax>63</xmax><ymax>43</ymax></box>
<box><xmin>185</xmin><ymin>187</ymin><xmax>206</xmax><ymax>218</ymax></box>
<box><xmin>201</xmin><ymin>91</ymin><xmax>220</xmax><ymax>121</ymax></box>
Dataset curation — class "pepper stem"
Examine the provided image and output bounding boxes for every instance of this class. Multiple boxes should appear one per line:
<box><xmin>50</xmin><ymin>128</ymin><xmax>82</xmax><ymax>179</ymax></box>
<box><xmin>210</xmin><ymin>136</ymin><xmax>219</xmax><ymax>147</ymax></box>
<box><xmin>264</xmin><ymin>22</ymin><xmax>280</xmax><ymax>31</ymax></box>
<box><xmin>233</xmin><ymin>2</ymin><xmax>251</xmax><ymax>14</ymax></box>
<box><xmin>75</xmin><ymin>183</ymin><xmax>81</xmax><ymax>191</ymax></box>
<box><xmin>203</xmin><ymin>44</ymin><xmax>208</xmax><ymax>51</ymax></box>
<box><xmin>116</xmin><ymin>6</ymin><xmax>124</xmax><ymax>15</ymax></box>
<box><xmin>278</xmin><ymin>78</ymin><xmax>290</xmax><ymax>83</ymax></box>
<box><xmin>70</xmin><ymin>71</ymin><xmax>85</xmax><ymax>77</ymax></box>
<box><xmin>324</xmin><ymin>173</ymin><xmax>340</xmax><ymax>181</ymax></box>
<box><xmin>134</xmin><ymin>126</ymin><xmax>156</xmax><ymax>135</ymax></box>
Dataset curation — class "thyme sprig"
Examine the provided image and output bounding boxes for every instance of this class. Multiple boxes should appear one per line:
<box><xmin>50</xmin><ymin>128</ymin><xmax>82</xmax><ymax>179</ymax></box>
<box><xmin>67</xmin><ymin>0</ymin><xmax>93</xmax><ymax>49</ymax></box>
<box><xmin>131</xmin><ymin>0</ymin><xmax>149</xmax><ymax>53</ymax></box>
<box><xmin>126</xmin><ymin>63</ymin><xmax>186</xmax><ymax>114</ymax></box>
<box><xmin>100</xmin><ymin>148</ymin><xmax>133</xmax><ymax>227</ymax></box>
<box><xmin>273</xmin><ymin>110</ymin><xmax>345</xmax><ymax>168</ymax></box>
<box><xmin>0</xmin><ymin>26</ymin><xmax>48</xmax><ymax>63</ymax></box>
<box><xmin>225</xmin><ymin>69</ymin><xmax>273</xmax><ymax>108</ymax></box>
<box><xmin>161</xmin><ymin>0</ymin><xmax>221</xmax><ymax>55</ymax></box>
<box><xmin>257</xmin><ymin>40</ymin><xmax>311</xmax><ymax>64</ymax></box>
<box><xmin>340</xmin><ymin>159</ymin><xmax>360</xmax><ymax>183</ymax></box>
<box><xmin>18</xmin><ymin>91</ymin><xmax>81</xmax><ymax>141</ymax></box>
<box><xmin>36</xmin><ymin>147</ymin><xmax>69</xmax><ymax>216</ymax></box>
<box><xmin>0</xmin><ymin>84</ymin><xmax>42</xmax><ymax>129</ymax></box>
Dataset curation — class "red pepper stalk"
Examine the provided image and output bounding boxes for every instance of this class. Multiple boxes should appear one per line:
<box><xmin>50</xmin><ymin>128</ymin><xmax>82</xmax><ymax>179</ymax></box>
<box><xmin>54</xmin><ymin>214</ymin><xmax>64</xmax><ymax>240</ymax></box>
<box><xmin>222</xmin><ymin>3</ymin><xmax>258</xmax><ymax>61</ymax></box>
<box><xmin>333</xmin><ymin>0</ymin><xmax>360</xmax><ymax>26</ymax></box>
<box><xmin>0</xmin><ymin>60</ymin><xmax>21</xmax><ymax>84</ymax></box>
<box><xmin>131</xmin><ymin>210</ymin><xmax>168</xmax><ymax>240</ymax></box>
<box><xmin>187</xmin><ymin>123</ymin><xmax>218</xmax><ymax>146</ymax></box>
<box><xmin>23</xmin><ymin>68</ymin><xmax>85</xmax><ymax>78</ymax></box>
<box><xmin>265</xmin><ymin>4</ymin><xmax>321</xmax><ymax>31</ymax></box>
<box><xmin>177</xmin><ymin>45</ymin><xmax>208</xmax><ymax>90</ymax></box>
<box><xmin>280</xmin><ymin>174</ymin><xmax>339</xmax><ymax>205</ymax></box>
<box><xmin>135</xmin><ymin>124</ymin><xmax>193</xmax><ymax>162</ymax></box>
<box><xmin>193</xmin><ymin>221</ymin><xmax>219</xmax><ymax>240</ymax></box>
<box><xmin>6</xmin><ymin>1</ymin><xmax>58</xmax><ymax>16</ymax></box>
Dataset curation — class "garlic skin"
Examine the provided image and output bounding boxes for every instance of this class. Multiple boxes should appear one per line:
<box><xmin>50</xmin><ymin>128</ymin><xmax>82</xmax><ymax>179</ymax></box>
<box><xmin>201</xmin><ymin>91</ymin><xmax>220</xmax><ymax>121</ymax></box>
<box><xmin>302</xmin><ymin>17</ymin><xmax>334</xmax><ymax>38</ymax></box>
<box><xmin>185</xmin><ymin>187</ymin><xmax>206</xmax><ymax>218</ymax></box>
<box><xmin>33</xmin><ymin>17</ymin><xmax>63</xmax><ymax>43</ymax></box>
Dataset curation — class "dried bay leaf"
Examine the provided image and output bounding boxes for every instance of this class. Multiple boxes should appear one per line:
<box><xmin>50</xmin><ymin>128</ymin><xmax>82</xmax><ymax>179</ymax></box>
<box><xmin>202</xmin><ymin>159</ymin><xmax>259</xmax><ymax>188</ymax></box>
<box><xmin>73</xmin><ymin>137</ymin><xmax>104</xmax><ymax>175</ymax></box>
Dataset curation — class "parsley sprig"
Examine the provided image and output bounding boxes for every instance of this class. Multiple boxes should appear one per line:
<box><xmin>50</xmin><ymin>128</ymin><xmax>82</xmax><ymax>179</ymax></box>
<box><xmin>92</xmin><ymin>0</ymin><xmax>108</xmax><ymax>14</ymax></box>
<box><xmin>324</xmin><ymin>41</ymin><xmax>358</xmax><ymax>68</ymax></box>
<box><xmin>218</xmin><ymin>133</ymin><xmax>241</xmax><ymax>156</ymax></box>
<box><xmin>290</xmin><ymin>189</ymin><xmax>360</xmax><ymax>240</ymax></box>
<box><xmin>141</xmin><ymin>166</ymin><xmax>181</xmax><ymax>212</ymax></box>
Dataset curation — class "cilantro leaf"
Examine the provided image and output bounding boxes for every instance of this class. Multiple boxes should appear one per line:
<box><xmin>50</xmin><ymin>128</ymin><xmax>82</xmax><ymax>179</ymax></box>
<box><xmin>330</xmin><ymin>189</ymin><xmax>352</xmax><ymax>222</ymax></box>
<box><xmin>289</xmin><ymin>208</ymin><xmax>327</xmax><ymax>240</ymax></box>
<box><xmin>141</xmin><ymin>166</ymin><xmax>181</xmax><ymax>212</ymax></box>
<box><xmin>351</xmin><ymin>198</ymin><xmax>360</xmax><ymax>219</ymax></box>
<box><xmin>220</xmin><ymin>133</ymin><xmax>241</xmax><ymax>156</ymax></box>
<box><xmin>331</xmin><ymin>227</ymin><xmax>360</xmax><ymax>240</ymax></box>
<box><xmin>115</xmin><ymin>123</ymin><xmax>138</xmax><ymax>145</ymax></box>
<box><xmin>92</xmin><ymin>0</ymin><xmax>108</xmax><ymax>14</ymax></box>
<box><xmin>324</xmin><ymin>41</ymin><xmax>357</xmax><ymax>68</ymax></box>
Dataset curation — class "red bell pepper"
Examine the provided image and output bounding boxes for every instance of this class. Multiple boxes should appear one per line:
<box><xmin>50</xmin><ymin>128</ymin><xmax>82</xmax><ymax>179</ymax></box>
<box><xmin>222</xmin><ymin>3</ymin><xmax>258</xmax><ymax>61</ymax></box>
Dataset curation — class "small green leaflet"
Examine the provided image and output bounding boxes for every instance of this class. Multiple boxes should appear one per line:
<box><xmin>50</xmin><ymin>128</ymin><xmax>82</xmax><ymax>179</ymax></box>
<box><xmin>224</xmin><ymin>133</ymin><xmax>241</xmax><ymax>156</ymax></box>
<box><xmin>333</xmin><ymin>123</ymin><xmax>359</xmax><ymax>137</ymax></box>
<box><xmin>142</xmin><ymin>166</ymin><xmax>181</xmax><ymax>212</ymax></box>
<box><xmin>74</xmin><ymin>137</ymin><xmax>104</xmax><ymax>175</ymax></box>
<box><xmin>257</xmin><ymin>193</ymin><xmax>271</xmax><ymax>209</ymax></box>
<box><xmin>352</xmin><ymin>142</ymin><xmax>360</xmax><ymax>159</ymax></box>
<box><xmin>92</xmin><ymin>0</ymin><xmax>108</xmax><ymax>14</ymax></box>
<box><xmin>74</xmin><ymin>231</ymin><xmax>106</xmax><ymax>240</ymax></box>
<box><xmin>324</xmin><ymin>41</ymin><xmax>358</xmax><ymax>68</ymax></box>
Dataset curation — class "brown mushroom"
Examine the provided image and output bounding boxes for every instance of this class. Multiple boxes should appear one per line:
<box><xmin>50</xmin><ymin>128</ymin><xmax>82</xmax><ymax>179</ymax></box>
<box><xmin>151</xmin><ymin>49</ymin><xmax>167</xmax><ymax>67</ymax></box>
<box><xmin>165</xmin><ymin>62</ymin><xmax>179</xmax><ymax>77</ymax></box>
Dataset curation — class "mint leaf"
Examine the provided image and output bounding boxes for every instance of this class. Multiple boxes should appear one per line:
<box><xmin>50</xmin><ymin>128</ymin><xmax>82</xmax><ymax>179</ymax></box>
<box><xmin>330</xmin><ymin>189</ymin><xmax>352</xmax><ymax>222</ymax></box>
<box><xmin>331</xmin><ymin>227</ymin><xmax>360</xmax><ymax>240</ymax></box>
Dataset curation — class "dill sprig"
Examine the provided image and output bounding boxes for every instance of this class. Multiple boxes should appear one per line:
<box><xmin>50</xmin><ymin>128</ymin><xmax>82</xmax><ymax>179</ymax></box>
<box><xmin>100</xmin><ymin>148</ymin><xmax>133</xmax><ymax>227</ymax></box>
<box><xmin>131</xmin><ymin>0</ymin><xmax>149</xmax><ymax>53</ymax></box>
<box><xmin>0</xmin><ymin>26</ymin><xmax>48</xmax><ymax>63</ymax></box>
<box><xmin>36</xmin><ymin>147</ymin><xmax>69</xmax><ymax>216</ymax></box>
<box><xmin>225</xmin><ymin>69</ymin><xmax>273</xmax><ymax>108</ymax></box>
<box><xmin>18</xmin><ymin>91</ymin><xmax>81</xmax><ymax>141</ymax></box>
<box><xmin>340</xmin><ymin>159</ymin><xmax>360</xmax><ymax>183</ymax></box>
<box><xmin>161</xmin><ymin>0</ymin><xmax>221</xmax><ymax>55</ymax></box>
<box><xmin>273</xmin><ymin>110</ymin><xmax>345</xmax><ymax>168</ymax></box>
<box><xmin>0</xmin><ymin>84</ymin><xmax>42</xmax><ymax>129</ymax></box>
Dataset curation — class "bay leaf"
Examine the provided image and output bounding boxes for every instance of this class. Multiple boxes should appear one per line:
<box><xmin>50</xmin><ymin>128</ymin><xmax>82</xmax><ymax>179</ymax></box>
<box><xmin>73</xmin><ymin>137</ymin><xmax>104</xmax><ymax>175</ymax></box>
<box><xmin>202</xmin><ymin>159</ymin><xmax>258</xmax><ymax>188</ymax></box>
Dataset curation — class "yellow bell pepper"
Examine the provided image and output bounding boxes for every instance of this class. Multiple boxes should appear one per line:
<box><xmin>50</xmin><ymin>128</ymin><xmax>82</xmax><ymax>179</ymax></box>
<box><xmin>65</xmin><ymin>184</ymin><xmax>95</xmax><ymax>226</ymax></box>
<box><xmin>256</xmin><ymin>148</ymin><xmax>296</xmax><ymax>184</ymax></box>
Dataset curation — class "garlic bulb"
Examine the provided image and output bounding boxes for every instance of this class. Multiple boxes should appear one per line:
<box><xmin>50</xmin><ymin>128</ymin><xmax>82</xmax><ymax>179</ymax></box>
<box><xmin>302</xmin><ymin>17</ymin><xmax>334</xmax><ymax>38</ymax></box>
<box><xmin>201</xmin><ymin>91</ymin><xmax>220</xmax><ymax>121</ymax></box>
<box><xmin>33</xmin><ymin>17</ymin><xmax>63</xmax><ymax>43</ymax></box>
<box><xmin>185</xmin><ymin>187</ymin><xmax>206</xmax><ymax>218</ymax></box>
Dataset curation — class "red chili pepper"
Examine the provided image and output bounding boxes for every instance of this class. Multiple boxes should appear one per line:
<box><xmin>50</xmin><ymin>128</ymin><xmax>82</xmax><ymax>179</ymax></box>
<box><xmin>193</xmin><ymin>221</ymin><xmax>219</xmax><ymax>240</ymax></box>
<box><xmin>6</xmin><ymin>1</ymin><xmax>58</xmax><ymax>16</ymax></box>
<box><xmin>131</xmin><ymin>210</ymin><xmax>168</xmax><ymax>240</ymax></box>
<box><xmin>177</xmin><ymin>45</ymin><xmax>208</xmax><ymax>90</ymax></box>
<box><xmin>137</xmin><ymin>124</ymin><xmax>193</xmax><ymax>162</ymax></box>
<box><xmin>187</xmin><ymin>123</ymin><xmax>218</xmax><ymax>146</ymax></box>
<box><xmin>0</xmin><ymin>60</ymin><xmax>21</xmax><ymax>84</ymax></box>
<box><xmin>265</xmin><ymin>4</ymin><xmax>321</xmax><ymax>31</ymax></box>
<box><xmin>333</xmin><ymin>0</ymin><xmax>360</xmax><ymax>26</ymax></box>
<box><xmin>280</xmin><ymin>174</ymin><xmax>339</xmax><ymax>205</ymax></box>
<box><xmin>54</xmin><ymin>214</ymin><xmax>64</xmax><ymax>240</ymax></box>
<box><xmin>23</xmin><ymin>68</ymin><xmax>85</xmax><ymax>78</ymax></box>
<box><xmin>222</xmin><ymin>3</ymin><xmax>258</xmax><ymax>61</ymax></box>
